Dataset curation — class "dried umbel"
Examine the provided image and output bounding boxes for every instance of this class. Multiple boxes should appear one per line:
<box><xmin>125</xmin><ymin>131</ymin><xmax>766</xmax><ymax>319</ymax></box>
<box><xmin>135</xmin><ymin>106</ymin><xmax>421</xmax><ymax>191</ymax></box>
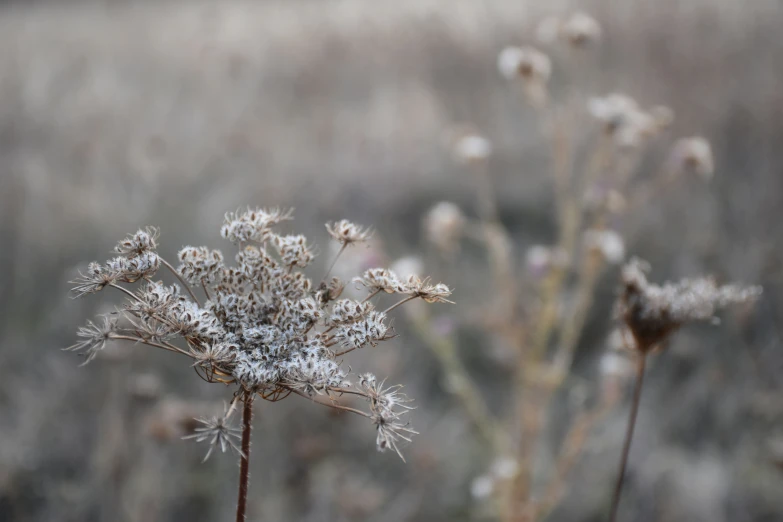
<box><xmin>588</xmin><ymin>94</ymin><xmax>672</xmax><ymax>148</ymax></box>
<box><xmin>669</xmin><ymin>136</ymin><xmax>714</xmax><ymax>180</ymax></box>
<box><xmin>497</xmin><ymin>46</ymin><xmax>552</xmax><ymax>107</ymax></box>
<box><xmin>452</xmin><ymin>133</ymin><xmax>492</xmax><ymax>164</ymax></box>
<box><xmin>68</xmin><ymin>209</ymin><xmax>452</xmax><ymax>462</ymax></box>
<box><xmin>424</xmin><ymin>201</ymin><xmax>467</xmax><ymax>254</ymax></box>
<box><xmin>535</xmin><ymin>12</ymin><xmax>602</xmax><ymax>48</ymax></box>
<box><xmin>561</xmin><ymin>12</ymin><xmax>602</xmax><ymax>48</ymax></box>
<box><xmin>617</xmin><ymin>258</ymin><xmax>761</xmax><ymax>353</ymax></box>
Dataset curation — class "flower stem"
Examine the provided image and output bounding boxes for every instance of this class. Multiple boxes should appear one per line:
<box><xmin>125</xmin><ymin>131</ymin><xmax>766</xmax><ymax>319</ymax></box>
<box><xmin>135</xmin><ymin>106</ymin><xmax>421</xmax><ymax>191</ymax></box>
<box><xmin>608</xmin><ymin>353</ymin><xmax>647</xmax><ymax>522</ymax></box>
<box><xmin>236</xmin><ymin>393</ymin><xmax>254</xmax><ymax>522</ymax></box>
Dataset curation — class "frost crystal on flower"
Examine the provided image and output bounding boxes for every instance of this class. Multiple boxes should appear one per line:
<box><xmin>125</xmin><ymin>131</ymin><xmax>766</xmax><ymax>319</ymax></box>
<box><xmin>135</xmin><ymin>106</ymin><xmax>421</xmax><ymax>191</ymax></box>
<box><xmin>68</xmin><ymin>209</ymin><xmax>452</xmax><ymax>460</ymax></box>
<box><xmin>617</xmin><ymin>258</ymin><xmax>762</xmax><ymax>352</ymax></box>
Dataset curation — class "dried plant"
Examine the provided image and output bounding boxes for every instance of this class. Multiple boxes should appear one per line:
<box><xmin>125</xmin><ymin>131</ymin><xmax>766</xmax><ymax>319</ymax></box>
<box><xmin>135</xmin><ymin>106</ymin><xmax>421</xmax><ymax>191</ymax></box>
<box><xmin>67</xmin><ymin>209</ymin><xmax>451</xmax><ymax>521</ymax></box>
<box><xmin>411</xmin><ymin>9</ymin><xmax>763</xmax><ymax>522</ymax></box>
<box><xmin>608</xmin><ymin>259</ymin><xmax>760</xmax><ymax>522</ymax></box>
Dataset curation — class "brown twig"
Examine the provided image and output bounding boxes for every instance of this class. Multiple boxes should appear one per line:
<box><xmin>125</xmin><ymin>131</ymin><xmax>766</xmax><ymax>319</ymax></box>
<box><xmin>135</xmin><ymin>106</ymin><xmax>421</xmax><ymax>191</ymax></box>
<box><xmin>160</xmin><ymin>257</ymin><xmax>201</xmax><ymax>305</ymax></box>
<box><xmin>236</xmin><ymin>393</ymin><xmax>254</xmax><ymax>522</ymax></box>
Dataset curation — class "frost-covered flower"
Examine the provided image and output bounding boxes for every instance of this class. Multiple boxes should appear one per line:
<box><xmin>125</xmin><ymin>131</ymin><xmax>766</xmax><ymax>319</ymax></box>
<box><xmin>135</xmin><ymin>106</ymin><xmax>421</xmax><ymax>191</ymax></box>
<box><xmin>403</xmin><ymin>276</ymin><xmax>454</xmax><ymax>303</ymax></box>
<box><xmin>617</xmin><ymin>258</ymin><xmax>762</xmax><ymax>352</ymax></box>
<box><xmin>326</xmin><ymin>219</ymin><xmax>373</xmax><ymax>246</ymax></box>
<box><xmin>178</xmin><ymin>246</ymin><xmax>224</xmax><ymax>284</ymax></box>
<box><xmin>114</xmin><ymin>227</ymin><xmax>159</xmax><ymax>256</ymax></box>
<box><xmin>354</xmin><ymin>268</ymin><xmax>405</xmax><ymax>294</ymax></box>
<box><xmin>68</xmin><ymin>208</ymin><xmax>451</xmax><ymax>461</ymax></box>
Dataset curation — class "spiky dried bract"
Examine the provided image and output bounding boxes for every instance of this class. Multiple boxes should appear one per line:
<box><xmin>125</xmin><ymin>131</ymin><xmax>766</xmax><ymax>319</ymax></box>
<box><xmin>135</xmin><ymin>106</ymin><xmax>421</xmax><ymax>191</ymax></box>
<box><xmin>358</xmin><ymin>373</ymin><xmax>417</xmax><ymax>460</ymax></box>
<box><xmin>325</xmin><ymin>219</ymin><xmax>373</xmax><ymax>246</ymax></box>
<box><xmin>617</xmin><ymin>258</ymin><xmax>762</xmax><ymax>352</ymax></box>
<box><xmin>68</xmin><ymin>209</ymin><xmax>451</xmax><ymax>460</ymax></box>
<box><xmin>182</xmin><ymin>405</ymin><xmax>243</xmax><ymax>462</ymax></box>
<box><xmin>66</xmin><ymin>315</ymin><xmax>118</xmax><ymax>365</ymax></box>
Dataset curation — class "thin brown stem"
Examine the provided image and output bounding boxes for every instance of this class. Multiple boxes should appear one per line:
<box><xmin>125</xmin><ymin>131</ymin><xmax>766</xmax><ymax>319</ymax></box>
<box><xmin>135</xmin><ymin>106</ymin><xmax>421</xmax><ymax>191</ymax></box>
<box><xmin>383</xmin><ymin>295</ymin><xmax>418</xmax><ymax>315</ymax></box>
<box><xmin>201</xmin><ymin>278</ymin><xmax>213</xmax><ymax>302</ymax></box>
<box><xmin>362</xmin><ymin>288</ymin><xmax>382</xmax><ymax>303</ymax></box>
<box><xmin>285</xmin><ymin>387</ymin><xmax>370</xmax><ymax>417</ymax></box>
<box><xmin>109</xmin><ymin>283</ymin><xmax>142</xmax><ymax>302</ymax></box>
<box><xmin>160</xmin><ymin>258</ymin><xmax>201</xmax><ymax>306</ymax></box>
<box><xmin>322</xmin><ymin>243</ymin><xmax>347</xmax><ymax>282</ymax></box>
<box><xmin>109</xmin><ymin>334</ymin><xmax>193</xmax><ymax>358</ymax></box>
<box><xmin>236</xmin><ymin>393</ymin><xmax>254</xmax><ymax>522</ymax></box>
<box><xmin>608</xmin><ymin>353</ymin><xmax>647</xmax><ymax>522</ymax></box>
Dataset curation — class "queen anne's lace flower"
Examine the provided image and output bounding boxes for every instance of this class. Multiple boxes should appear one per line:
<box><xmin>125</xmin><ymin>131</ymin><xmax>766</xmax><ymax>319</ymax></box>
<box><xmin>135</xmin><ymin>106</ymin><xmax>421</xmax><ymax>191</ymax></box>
<box><xmin>68</xmin><ymin>210</ymin><xmax>452</xmax><ymax>460</ymax></box>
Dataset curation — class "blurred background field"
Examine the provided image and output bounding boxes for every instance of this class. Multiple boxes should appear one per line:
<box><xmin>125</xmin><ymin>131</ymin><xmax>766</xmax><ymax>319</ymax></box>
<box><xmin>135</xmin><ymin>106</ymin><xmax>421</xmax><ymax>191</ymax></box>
<box><xmin>1</xmin><ymin>0</ymin><xmax>783</xmax><ymax>521</ymax></box>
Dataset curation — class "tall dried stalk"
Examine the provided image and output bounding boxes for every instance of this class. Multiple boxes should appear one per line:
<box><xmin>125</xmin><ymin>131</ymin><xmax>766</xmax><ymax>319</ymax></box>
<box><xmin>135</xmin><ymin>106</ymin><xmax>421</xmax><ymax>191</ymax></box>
<box><xmin>608</xmin><ymin>353</ymin><xmax>646</xmax><ymax>522</ymax></box>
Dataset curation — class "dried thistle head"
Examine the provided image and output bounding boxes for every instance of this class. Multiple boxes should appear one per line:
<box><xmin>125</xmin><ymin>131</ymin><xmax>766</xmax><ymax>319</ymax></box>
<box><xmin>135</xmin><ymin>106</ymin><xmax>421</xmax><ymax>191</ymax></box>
<box><xmin>617</xmin><ymin>258</ymin><xmax>761</xmax><ymax>353</ymax></box>
<box><xmin>67</xmin><ymin>208</ymin><xmax>452</xmax><ymax>460</ymax></box>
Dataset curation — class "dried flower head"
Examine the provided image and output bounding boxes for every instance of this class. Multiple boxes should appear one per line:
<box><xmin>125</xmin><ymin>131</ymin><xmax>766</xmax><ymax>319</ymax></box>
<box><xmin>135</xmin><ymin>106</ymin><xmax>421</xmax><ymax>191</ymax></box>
<box><xmin>402</xmin><ymin>275</ymin><xmax>454</xmax><ymax>303</ymax></box>
<box><xmin>561</xmin><ymin>12</ymin><xmax>602</xmax><ymax>47</ymax></box>
<box><xmin>424</xmin><ymin>201</ymin><xmax>466</xmax><ymax>254</ymax></box>
<box><xmin>588</xmin><ymin>94</ymin><xmax>666</xmax><ymax>148</ymax></box>
<box><xmin>326</xmin><ymin>219</ymin><xmax>374</xmax><ymax>246</ymax></box>
<box><xmin>497</xmin><ymin>46</ymin><xmax>552</xmax><ymax>83</ymax></box>
<box><xmin>452</xmin><ymin>133</ymin><xmax>492</xmax><ymax>163</ymax></box>
<box><xmin>584</xmin><ymin>229</ymin><xmax>625</xmax><ymax>264</ymax></box>
<box><xmin>670</xmin><ymin>136</ymin><xmax>714</xmax><ymax>180</ymax></box>
<box><xmin>66</xmin><ymin>315</ymin><xmax>118</xmax><ymax>365</ymax></box>
<box><xmin>182</xmin><ymin>402</ymin><xmax>243</xmax><ymax>462</ymax></box>
<box><xmin>68</xmin><ymin>209</ymin><xmax>451</xmax><ymax>460</ymax></box>
<box><xmin>617</xmin><ymin>258</ymin><xmax>761</xmax><ymax>352</ymax></box>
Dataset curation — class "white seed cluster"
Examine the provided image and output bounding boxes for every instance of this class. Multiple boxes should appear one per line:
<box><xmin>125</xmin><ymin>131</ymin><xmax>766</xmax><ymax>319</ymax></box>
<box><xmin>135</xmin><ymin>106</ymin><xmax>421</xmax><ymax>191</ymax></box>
<box><xmin>68</xmin><ymin>209</ymin><xmax>452</xmax><ymax>459</ymax></box>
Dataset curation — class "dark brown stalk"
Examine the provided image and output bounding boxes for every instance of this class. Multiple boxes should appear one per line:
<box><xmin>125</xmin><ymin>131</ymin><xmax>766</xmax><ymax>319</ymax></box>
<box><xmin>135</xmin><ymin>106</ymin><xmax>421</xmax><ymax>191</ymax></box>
<box><xmin>608</xmin><ymin>353</ymin><xmax>647</xmax><ymax>522</ymax></box>
<box><xmin>236</xmin><ymin>393</ymin><xmax>254</xmax><ymax>522</ymax></box>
